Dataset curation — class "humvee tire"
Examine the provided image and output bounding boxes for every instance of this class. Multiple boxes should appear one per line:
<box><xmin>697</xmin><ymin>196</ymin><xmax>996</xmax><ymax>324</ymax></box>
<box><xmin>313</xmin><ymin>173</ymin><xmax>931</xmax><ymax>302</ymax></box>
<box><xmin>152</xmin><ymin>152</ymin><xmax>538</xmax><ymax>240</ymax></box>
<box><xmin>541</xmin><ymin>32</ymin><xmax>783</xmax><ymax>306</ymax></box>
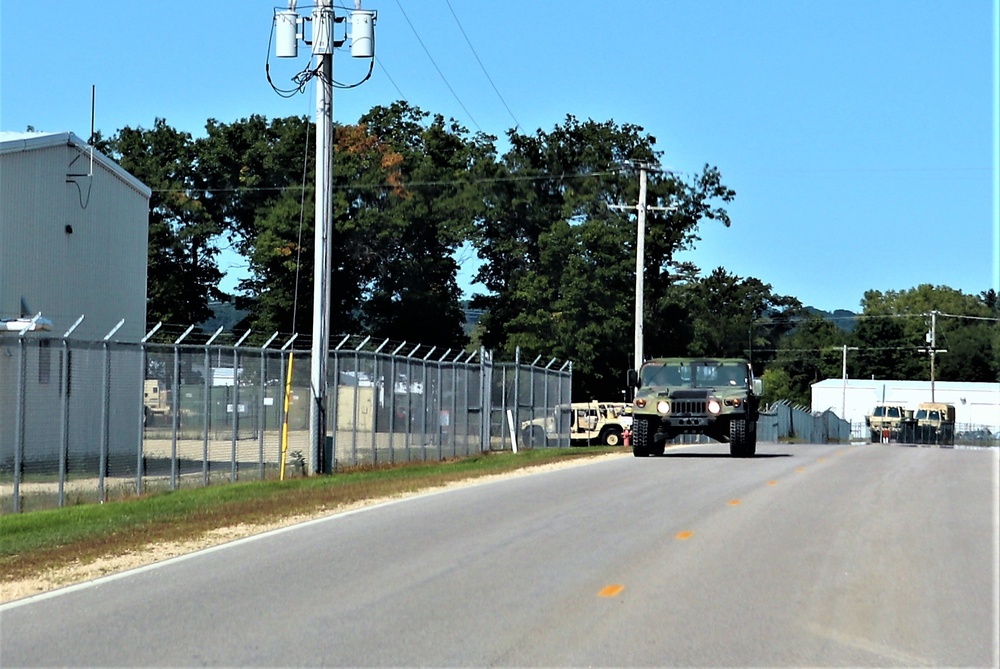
<box><xmin>632</xmin><ymin>417</ymin><xmax>650</xmax><ymax>456</ymax></box>
<box><xmin>729</xmin><ymin>416</ymin><xmax>757</xmax><ymax>457</ymax></box>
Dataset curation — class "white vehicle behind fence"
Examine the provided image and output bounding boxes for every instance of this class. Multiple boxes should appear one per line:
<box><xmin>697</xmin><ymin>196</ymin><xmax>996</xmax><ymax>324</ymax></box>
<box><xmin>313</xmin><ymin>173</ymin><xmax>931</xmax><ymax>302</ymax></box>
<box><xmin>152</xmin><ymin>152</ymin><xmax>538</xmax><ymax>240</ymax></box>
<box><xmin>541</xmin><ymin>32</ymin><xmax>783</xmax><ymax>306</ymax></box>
<box><xmin>520</xmin><ymin>401</ymin><xmax>632</xmax><ymax>447</ymax></box>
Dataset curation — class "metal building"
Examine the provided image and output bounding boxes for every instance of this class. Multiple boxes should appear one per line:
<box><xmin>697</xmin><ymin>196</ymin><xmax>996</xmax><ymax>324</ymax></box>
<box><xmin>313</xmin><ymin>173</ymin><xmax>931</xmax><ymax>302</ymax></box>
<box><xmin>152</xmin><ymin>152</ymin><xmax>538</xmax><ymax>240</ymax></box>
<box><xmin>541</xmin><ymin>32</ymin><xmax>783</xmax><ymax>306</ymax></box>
<box><xmin>1</xmin><ymin>131</ymin><xmax>151</xmax><ymax>469</ymax></box>
<box><xmin>811</xmin><ymin>378</ymin><xmax>1000</xmax><ymax>431</ymax></box>
<box><xmin>1</xmin><ymin>131</ymin><xmax>150</xmax><ymax>339</ymax></box>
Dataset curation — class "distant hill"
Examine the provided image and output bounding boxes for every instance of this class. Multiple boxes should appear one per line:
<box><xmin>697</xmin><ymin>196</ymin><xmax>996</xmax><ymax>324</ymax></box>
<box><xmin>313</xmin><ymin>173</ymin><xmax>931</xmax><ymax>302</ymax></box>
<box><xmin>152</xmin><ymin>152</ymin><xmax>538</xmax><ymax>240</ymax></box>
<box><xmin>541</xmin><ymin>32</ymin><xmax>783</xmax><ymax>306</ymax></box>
<box><xmin>804</xmin><ymin>306</ymin><xmax>858</xmax><ymax>332</ymax></box>
<box><xmin>202</xmin><ymin>301</ymin><xmax>486</xmax><ymax>338</ymax></box>
<box><xmin>463</xmin><ymin>302</ymin><xmax>485</xmax><ymax>336</ymax></box>
<box><xmin>201</xmin><ymin>301</ymin><xmax>852</xmax><ymax>339</ymax></box>
<box><xmin>202</xmin><ymin>301</ymin><xmax>248</xmax><ymax>332</ymax></box>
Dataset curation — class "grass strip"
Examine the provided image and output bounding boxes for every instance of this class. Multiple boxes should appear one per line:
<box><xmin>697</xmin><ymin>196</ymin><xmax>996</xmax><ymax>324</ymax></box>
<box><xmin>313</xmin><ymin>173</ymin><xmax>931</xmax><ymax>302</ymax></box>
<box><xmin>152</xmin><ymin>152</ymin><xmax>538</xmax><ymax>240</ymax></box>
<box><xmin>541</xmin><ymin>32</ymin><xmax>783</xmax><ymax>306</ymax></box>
<box><xmin>0</xmin><ymin>447</ymin><xmax>619</xmax><ymax>581</ymax></box>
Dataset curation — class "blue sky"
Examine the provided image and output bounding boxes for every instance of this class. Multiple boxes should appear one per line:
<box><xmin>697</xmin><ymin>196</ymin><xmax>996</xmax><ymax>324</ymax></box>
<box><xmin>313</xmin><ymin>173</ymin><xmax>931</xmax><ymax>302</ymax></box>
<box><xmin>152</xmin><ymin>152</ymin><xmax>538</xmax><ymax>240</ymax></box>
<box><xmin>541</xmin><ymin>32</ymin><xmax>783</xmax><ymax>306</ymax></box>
<box><xmin>2</xmin><ymin>0</ymin><xmax>997</xmax><ymax>313</ymax></box>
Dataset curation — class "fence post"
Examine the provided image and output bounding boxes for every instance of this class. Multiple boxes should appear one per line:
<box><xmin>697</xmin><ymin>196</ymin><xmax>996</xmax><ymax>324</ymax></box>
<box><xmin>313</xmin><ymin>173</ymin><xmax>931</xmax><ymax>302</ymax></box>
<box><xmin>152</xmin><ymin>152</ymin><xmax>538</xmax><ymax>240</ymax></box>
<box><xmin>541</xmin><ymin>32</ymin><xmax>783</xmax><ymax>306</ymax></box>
<box><xmin>99</xmin><ymin>320</ymin><xmax>125</xmax><ymax>503</ymax></box>
<box><xmin>59</xmin><ymin>315</ymin><xmax>85</xmax><ymax>507</ymax></box>
<box><xmin>513</xmin><ymin>347</ymin><xmax>521</xmax><ymax>451</ymax></box>
<box><xmin>463</xmin><ymin>351</ymin><xmax>473</xmax><ymax>454</ymax></box>
<box><xmin>259</xmin><ymin>332</ymin><xmax>278</xmax><ymax>479</ymax></box>
<box><xmin>231</xmin><ymin>329</ymin><xmax>252</xmax><ymax>482</ymax></box>
<box><xmin>451</xmin><ymin>350</ymin><xmax>462</xmax><ymax>457</ymax></box>
<box><xmin>405</xmin><ymin>344</ymin><xmax>419</xmax><ymax>461</ymax></box>
<box><xmin>326</xmin><ymin>334</ymin><xmax>348</xmax><ymax>473</ymax></box>
<box><xmin>544</xmin><ymin>358</ymin><xmax>558</xmax><ymax>448</ymax></box>
<box><xmin>170</xmin><ymin>325</ymin><xmax>195</xmax><ymax>490</ymax></box>
<box><xmin>12</xmin><ymin>335</ymin><xmax>27</xmax><ymax>513</ymax></box>
<box><xmin>279</xmin><ymin>334</ymin><xmax>297</xmax><ymax>471</ymax></box>
<box><xmin>388</xmin><ymin>341</ymin><xmax>406</xmax><ymax>463</ymax></box>
<box><xmin>202</xmin><ymin>327</ymin><xmax>223</xmax><ymax>486</ymax></box>
<box><xmin>421</xmin><ymin>346</ymin><xmax>435</xmax><ymax>462</ymax></box>
<box><xmin>137</xmin><ymin>321</ymin><xmax>161</xmax><ymax>498</ymax></box>
<box><xmin>563</xmin><ymin>361</ymin><xmax>573</xmax><ymax>448</ymax></box>
<box><xmin>500</xmin><ymin>364</ymin><xmax>509</xmax><ymax>451</ymax></box>
<box><xmin>479</xmin><ymin>347</ymin><xmax>491</xmax><ymax>452</ymax></box>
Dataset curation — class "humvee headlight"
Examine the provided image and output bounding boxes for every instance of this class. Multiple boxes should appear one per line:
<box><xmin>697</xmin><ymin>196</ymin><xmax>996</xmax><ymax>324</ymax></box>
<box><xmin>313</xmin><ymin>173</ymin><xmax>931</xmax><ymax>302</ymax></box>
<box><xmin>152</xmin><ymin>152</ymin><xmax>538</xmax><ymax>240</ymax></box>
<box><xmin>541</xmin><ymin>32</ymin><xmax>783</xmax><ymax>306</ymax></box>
<box><xmin>656</xmin><ymin>400</ymin><xmax>671</xmax><ymax>415</ymax></box>
<box><xmin>707</xmin><ymin>399</ymin><xmax>722</xmax><ymax>415</ymax></box>
<box><xmin>634</xmin><ymin>398</ymin><xmax>646</xmax><ymax>408</ymax></box>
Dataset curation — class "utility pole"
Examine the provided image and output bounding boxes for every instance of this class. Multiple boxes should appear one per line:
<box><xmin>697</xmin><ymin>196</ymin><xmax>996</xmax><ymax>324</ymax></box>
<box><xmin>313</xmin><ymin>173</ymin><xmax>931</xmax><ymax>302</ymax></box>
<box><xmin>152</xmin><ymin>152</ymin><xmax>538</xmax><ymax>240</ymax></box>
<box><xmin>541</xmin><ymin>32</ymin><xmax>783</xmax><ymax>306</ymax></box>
<box><xmin>609</xmin><ymin>162</ymin><xmax>677</xmax><ymax>375</ymax></box>
<box><xmin>634</xmin><ymin>166</ymin><xmax>647</xmax><ymax>373</ymax></box>
<box><xmin>841</xmin><ymin>344</ymin><xmax>859</xmax><ymax>421</ymax></box>
<box><xmin>923</xmin><ymin>310</ymin><xmax>950</xmax><ymax>402</ymax></box>
<box><xmin>274</xmin><ymin>0</ymin><xmax>376</xmax><ymax>473</ymax></box>
<box><xmin>310</xmin><ymin>0</ymin><xmax>334</xmax><ymax>474</ymax></box>
<box><xmin>918</xmin><ymin>310</ymin><xmax>948</xmax><ymax>403</ymax></box>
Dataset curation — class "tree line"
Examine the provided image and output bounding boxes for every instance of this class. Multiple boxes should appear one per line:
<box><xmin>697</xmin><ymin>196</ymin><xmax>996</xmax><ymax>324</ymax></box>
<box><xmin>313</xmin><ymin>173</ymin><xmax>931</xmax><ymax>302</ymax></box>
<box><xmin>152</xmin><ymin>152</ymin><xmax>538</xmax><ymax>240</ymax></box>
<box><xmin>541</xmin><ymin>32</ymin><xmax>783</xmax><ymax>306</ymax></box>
<box><xmin>95</xmin><ymin>105</ymin><xmax>1000</xmax><ymax>404</ymax></box>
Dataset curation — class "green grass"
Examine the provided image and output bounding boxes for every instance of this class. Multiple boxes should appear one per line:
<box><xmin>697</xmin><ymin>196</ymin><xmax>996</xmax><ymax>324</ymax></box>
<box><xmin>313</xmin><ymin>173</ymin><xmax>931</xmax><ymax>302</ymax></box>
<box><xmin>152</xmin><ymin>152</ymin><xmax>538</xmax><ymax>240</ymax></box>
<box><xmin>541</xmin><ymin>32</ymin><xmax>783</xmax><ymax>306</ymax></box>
<box><xmin>0</xmin><ymin>447</ymin><xmax>621</xmax><ymax>583</ymax></box>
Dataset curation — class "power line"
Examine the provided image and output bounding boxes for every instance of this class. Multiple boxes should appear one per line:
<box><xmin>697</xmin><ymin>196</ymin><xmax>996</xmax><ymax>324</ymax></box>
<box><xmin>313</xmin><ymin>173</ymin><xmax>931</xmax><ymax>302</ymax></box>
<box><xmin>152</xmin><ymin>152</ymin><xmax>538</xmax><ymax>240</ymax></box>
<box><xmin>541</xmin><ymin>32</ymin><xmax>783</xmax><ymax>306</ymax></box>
<box><xmin>375</xmin><ymin>56</ymin><xmax>408</xmax><ymax>102</ymax></box>
<box><xmin>394</xmin><ymin>0</ymin><xmax>482</xmax><ymax>132</ymax></box>
<box><xmin>443</xmin><ymin>0</ymin><xmax>522</xmax><ymax>132</ymax></box>
<box><xmin>149</xmin><ymin>168</ymin><xmax>627</xmax><ymax>195</ymax></box>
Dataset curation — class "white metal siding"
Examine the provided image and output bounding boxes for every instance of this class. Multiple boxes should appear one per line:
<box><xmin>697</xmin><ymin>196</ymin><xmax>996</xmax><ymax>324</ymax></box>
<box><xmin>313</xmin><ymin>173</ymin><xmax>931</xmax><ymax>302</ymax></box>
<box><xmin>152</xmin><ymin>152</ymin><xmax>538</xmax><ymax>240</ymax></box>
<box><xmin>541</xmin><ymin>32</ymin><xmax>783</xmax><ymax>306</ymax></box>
<box><xmin>1</xmin><ymin>140</ymin><xmax>149</xmax><ymax>341</ymax></box>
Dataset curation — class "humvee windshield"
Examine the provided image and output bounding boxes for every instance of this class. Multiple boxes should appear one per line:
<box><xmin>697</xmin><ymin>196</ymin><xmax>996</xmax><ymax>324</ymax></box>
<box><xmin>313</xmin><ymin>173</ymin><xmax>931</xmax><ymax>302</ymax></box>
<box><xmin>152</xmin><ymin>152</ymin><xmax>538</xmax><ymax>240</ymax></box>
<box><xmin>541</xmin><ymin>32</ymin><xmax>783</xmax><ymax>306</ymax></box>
<box><xmin>640</xmin><ymin>363</ymin><xmax>747</xmax><ymax>388</ymax></box>
<box><xmin>916</xmin><ymin>409</ymin><xmax>940</xmax><ymax>421</ymax></box>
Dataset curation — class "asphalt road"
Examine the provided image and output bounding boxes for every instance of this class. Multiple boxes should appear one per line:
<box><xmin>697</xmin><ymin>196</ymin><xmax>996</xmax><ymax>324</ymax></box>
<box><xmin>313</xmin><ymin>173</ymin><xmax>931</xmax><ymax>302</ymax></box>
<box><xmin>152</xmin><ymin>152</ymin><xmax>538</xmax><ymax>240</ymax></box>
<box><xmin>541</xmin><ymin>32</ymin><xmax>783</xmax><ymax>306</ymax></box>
<box><xmin>2</xmin><ymin>442</ymin><xmax>997</xmax><ymax>667</ymax></box>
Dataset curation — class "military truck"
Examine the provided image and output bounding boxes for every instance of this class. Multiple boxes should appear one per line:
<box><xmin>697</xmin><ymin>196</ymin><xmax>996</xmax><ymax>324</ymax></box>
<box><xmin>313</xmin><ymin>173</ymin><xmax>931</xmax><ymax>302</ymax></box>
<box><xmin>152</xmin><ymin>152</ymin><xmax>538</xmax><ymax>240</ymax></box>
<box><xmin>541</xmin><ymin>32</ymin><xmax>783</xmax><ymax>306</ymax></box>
<box><xmin>901</xmin><ymin>402</ymin><xmax>956</xmax><ymax>446</ymax></box>
<box><xmin>865</xmin><ymin>403</ymin><xmax>909</xmax><ymax>442</ymax></box>
<box><xmin>520</xmin><ymin>401</ymin><xmax>632</xmax><ymax>447</ymax></box>
<box><xmin>143</xmin><ymin>379</ymin><xmax>171</xmax><ymax>426</ymax></box>
<box><xmin>627</xmin><ymin>358</ymin><xmax>762</xmax><ymax>457</ymax></box>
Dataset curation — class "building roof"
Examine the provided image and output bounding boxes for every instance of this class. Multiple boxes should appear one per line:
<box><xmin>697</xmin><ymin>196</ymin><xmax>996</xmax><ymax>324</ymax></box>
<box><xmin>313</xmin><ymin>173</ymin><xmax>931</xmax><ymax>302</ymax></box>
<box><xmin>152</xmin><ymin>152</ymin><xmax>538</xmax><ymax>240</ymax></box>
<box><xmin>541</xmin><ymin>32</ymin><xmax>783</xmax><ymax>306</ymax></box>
<box><xmin>812</xmin><ymin>378</ymin><xmax>1000</xmax><ymax>393</ymax></box>
<box><xmin>0</xmin><ymin>131</ymin><xmax>151</xmax><ymax>198</ymax></box>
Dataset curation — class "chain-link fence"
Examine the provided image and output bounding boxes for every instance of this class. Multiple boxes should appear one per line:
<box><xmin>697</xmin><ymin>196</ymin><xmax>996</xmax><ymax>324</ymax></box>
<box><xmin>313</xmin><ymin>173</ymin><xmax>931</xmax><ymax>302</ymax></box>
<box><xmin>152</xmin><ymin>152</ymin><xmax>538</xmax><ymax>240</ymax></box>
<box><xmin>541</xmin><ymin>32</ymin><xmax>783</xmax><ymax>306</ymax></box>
<box><xmin>756</xmin><ymin>401</ymin><xmax>851</xmax><ymax>444</ymax></box>
<box><xmin>850</xmin><ymin>420</ymin><xmax>999</xmax><ymax>446</ymax></box>
<box><xmin>0</xmin><ymin>335</ymin><xmax>571</xmax><ymax>514</ymax></box>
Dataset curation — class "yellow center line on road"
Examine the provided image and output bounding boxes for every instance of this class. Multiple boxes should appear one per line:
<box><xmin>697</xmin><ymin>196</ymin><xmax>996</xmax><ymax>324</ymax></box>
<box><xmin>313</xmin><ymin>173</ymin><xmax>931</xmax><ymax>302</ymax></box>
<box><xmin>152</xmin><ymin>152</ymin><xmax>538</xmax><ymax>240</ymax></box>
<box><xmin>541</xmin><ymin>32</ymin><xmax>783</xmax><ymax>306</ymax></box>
<box><xmin>675</xmin><ymin>530</ymin><xmax>694</xmax><ymax>540</ymax></box>
<box><xmin>767</xmin><ymin>480</ymin><xmax>778</xmax><ymax>485</ymax></box>
<box><xmin>597</xmin><ymin>584</ymin><xmax>624</xmax><ymax>598</ymax></box>
<box><xmin>796</xmin><ymin>467</ymin><xmax>807</xmax><ymax>473</ymax></box>
<box><xmin>727</xmin><ymin>499</ymin><xmax>742</xmax><ymax>506</ymax></box>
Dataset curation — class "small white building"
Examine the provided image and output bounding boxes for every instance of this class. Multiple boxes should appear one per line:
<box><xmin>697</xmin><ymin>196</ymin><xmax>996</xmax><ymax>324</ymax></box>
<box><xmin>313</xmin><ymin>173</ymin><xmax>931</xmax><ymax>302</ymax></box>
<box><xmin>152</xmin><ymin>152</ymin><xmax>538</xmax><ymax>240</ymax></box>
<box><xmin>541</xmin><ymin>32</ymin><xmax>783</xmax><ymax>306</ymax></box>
<box><xmin>1</xmin><ymin>131</ymin><xmax>151</xmax><ymax>469</ymax></box>
<box><xmin>812</xmin><ymin>378</ymin><xmax>1000</xmax><ymax>430</ymax></box>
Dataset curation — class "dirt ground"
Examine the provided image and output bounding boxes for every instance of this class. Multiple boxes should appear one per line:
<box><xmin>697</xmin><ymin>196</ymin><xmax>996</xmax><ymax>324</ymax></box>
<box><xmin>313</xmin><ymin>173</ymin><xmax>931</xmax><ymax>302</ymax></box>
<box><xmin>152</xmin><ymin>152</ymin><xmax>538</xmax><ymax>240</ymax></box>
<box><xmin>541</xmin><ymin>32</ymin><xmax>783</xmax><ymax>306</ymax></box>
<box><xmin>1</xmin><ymin>453</ymin><xmax>624</xmax><ymax>604</ymax></box>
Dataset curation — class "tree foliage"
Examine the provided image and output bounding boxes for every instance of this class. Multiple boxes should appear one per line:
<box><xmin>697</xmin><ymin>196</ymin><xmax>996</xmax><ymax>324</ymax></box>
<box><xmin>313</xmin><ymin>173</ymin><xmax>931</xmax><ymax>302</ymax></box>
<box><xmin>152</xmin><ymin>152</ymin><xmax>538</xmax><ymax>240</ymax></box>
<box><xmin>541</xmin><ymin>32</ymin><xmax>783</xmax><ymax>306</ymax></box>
<box><xmin>100</xmin><ymin>119</ymin><xmax>224</xmax><ymax>326</ymax></box>
<box><xmin>470</xmin><ymin>115</ymin><xmax>752</xmax><ymax>397</ymax></box>
<box><xmin>854</xmin><ymin>285</ymin><xmax>997</xmax><ymax>382</ymax></box>
<box><xmin>662</xmin><ymin>267</ymin><xmax>802</xmax><ymax>361</ymax></box>
<box><xmin>99</xmin><ymin>110</ymin><xmax>997</xmax><ymax>407</ymax></box>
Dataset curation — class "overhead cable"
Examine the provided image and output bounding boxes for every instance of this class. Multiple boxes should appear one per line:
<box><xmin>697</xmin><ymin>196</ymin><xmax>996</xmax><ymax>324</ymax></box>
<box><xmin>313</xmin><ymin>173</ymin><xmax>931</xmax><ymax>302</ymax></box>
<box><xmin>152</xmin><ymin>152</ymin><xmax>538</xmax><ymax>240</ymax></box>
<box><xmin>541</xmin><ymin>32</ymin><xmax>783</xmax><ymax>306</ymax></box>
<box><xmin>394</xmin><ymin>0</ymin><xmax>482</xmax><ymax>132</ymax></box>
<box><xmin>444</xmin><ymin>0</ymin><xmax>522</xmax><ymax>132</ymax></box>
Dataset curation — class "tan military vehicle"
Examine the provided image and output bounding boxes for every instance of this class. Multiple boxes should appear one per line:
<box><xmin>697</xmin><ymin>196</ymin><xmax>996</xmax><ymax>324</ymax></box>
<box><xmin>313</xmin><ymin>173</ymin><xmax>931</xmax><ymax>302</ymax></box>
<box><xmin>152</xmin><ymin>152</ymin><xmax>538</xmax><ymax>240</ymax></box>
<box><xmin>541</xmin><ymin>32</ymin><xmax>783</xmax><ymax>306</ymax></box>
<box><xmin>143</xmin><ymin>379</ymin><xmax>171</xmax><ymax>426</ymax></box>
<box><xmin>865</xmin><ymin>403</ymin><xmax>909</xmax><ymax>442</ymax></box>
<box><xmin>911</xmin><ymin>402</ymin><xmax>956</xmax><ymax>445</ymax></box>
<box><xmin>520</xmin><ymin>401</ymin><xmax>632</xmax><ymax>447</ymax></box>
<box><xmin>626</xmin><ymin>358</ymin><xmax>762</xmax><ymax>457</ymax></box>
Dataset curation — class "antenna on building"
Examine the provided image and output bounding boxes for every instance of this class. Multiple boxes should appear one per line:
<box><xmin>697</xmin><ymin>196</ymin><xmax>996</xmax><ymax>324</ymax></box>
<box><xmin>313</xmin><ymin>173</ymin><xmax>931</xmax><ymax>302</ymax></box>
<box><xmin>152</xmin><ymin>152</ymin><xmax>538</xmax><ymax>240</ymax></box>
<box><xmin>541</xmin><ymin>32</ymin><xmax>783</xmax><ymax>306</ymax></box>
<box><xmin>88</xmin><ymin>84</ymin><xmax>95</xmax><ymax>177</ymax></box>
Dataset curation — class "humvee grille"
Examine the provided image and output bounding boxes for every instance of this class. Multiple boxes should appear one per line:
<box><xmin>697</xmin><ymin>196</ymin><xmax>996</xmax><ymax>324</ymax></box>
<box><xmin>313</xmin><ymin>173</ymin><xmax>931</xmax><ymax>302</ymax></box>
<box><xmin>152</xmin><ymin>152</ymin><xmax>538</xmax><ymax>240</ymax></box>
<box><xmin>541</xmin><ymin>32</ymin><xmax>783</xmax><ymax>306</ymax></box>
<box><xmin>673</xmin><ymin>400</ymin><xmax>706</xmax><ymax>415</ymax></box>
